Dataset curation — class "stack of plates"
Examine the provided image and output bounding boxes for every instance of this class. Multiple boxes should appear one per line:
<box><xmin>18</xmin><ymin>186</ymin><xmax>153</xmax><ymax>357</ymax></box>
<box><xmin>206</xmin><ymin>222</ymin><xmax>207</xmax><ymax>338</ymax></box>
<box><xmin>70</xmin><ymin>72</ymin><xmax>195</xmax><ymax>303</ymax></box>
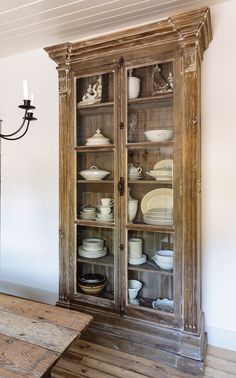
<box><xmin>78</xmin><ymin>245</ymin><xmax>107</xmax><ymax>258</ymax></box>
<box><xmin>143</xmin><ymin>208</ymin><xmax>173</xmax><ymax>225</ymax></box>
<box><xmin>95</xmin><ymin>213</ymin><xmax>114</xmax><ymax>222</ymax></box>
<box><xmin>141</xmin><ymin>188</ymin><xmax>173</xmax><ymax>225</ymax></box>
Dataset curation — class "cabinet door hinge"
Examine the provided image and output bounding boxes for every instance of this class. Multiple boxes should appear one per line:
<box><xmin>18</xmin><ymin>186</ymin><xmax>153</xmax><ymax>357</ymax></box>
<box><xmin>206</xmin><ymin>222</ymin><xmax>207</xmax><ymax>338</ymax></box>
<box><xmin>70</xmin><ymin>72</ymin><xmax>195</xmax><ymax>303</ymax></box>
<box><xmin>119</xmin><ymin>121</ymin><xmax>124</xmax><ymax>129</ymax></box>
<box><xmin>117</xmin><ymin>177</ymin><xmax>124</xmax><ymax>196</ymax></box>
<box><xmin>119</xmin><ymin>56</ymin><xmax>125</xmax><ymax>66</ymax></box>
<box><xmin>179</xmin><ymin>179</ymin><xmax>183</xmax><ymax>196</ymax></box>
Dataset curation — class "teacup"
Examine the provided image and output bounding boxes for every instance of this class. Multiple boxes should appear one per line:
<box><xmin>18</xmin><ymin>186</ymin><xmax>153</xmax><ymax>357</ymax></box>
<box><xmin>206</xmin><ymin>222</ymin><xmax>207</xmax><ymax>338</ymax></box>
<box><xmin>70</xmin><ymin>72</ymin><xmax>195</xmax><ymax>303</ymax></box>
<box><xmin>100</xmin><ymin>206</ymin><xmax>112</xmax><ymax>215</ymax></box>
<box><xmin>101</xmin><ymin>198</ymin><xmax>114</xmax><ymax>207</ymax></box>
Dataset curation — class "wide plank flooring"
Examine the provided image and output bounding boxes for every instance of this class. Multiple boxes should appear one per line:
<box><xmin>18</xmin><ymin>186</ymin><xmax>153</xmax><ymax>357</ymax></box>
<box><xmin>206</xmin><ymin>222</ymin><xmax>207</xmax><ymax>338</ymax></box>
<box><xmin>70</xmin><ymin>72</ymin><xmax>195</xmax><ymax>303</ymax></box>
<box><xmin>52</xmin><ymin>339</ymin><xmax>236</xmax><ymax>378</ymax></box>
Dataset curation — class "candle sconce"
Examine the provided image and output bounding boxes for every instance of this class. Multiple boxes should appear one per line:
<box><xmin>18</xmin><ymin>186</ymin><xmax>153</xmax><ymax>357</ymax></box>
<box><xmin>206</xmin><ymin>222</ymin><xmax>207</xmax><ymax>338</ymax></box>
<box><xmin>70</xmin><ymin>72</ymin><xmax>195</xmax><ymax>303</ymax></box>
<box><xmin>0</xmin><ymin>99</ymin><xmax>37</xmax><ymax>141</ymax></box>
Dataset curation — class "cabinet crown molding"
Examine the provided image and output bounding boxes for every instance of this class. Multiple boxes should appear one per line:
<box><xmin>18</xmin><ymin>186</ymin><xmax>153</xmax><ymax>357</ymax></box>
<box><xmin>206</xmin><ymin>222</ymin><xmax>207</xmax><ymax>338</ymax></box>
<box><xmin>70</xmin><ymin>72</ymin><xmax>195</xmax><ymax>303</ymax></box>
<box><xmin>45</xmin><ymin>7</ymin><xmax>212</xmax><ymax>67</ymax></box>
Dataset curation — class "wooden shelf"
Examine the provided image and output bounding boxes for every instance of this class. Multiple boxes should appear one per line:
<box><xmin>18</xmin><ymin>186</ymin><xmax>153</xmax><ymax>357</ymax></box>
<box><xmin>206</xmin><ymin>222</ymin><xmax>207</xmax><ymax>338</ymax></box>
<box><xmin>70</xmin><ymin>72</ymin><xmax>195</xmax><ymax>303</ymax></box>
<box><xmin>77</xmin><ymin>180</ymin><xmax>114</xmax><ymax>184</ymax></box>
<box><xmin>77</xmin><ymin>101</ymin><xmax>114</xmax><ymax>113</ymax></box>
<box><xmin>126</xmin><ymin>223</ymin><xmax>174</xmax><ymax>233</ymax></box>
<box><xmin>78</xmin><ymin>255</ymin><xmax>114</xmax><ymax>266</ymax></box>
<box><xmin>128</xmin><ymin>93</ymin><xmax>173</xmax><ymax>105</ymax></box>
<box><xmin>75</xmin><ymin>219</ymin><xmax>115</xmax><ymax>228</ymax></box>
<box><xmin>75</xmin><ymin>145</ymin><xmax>115</xmax><ymax>153</ymax></box>
<box><xmin>126</xmin><ymin>141</ymin><xmax>173</xmax><ymax>150</ymax></box>
<box><xmin>128</xmin><ymin>179</ymin><xmax>172</xmax><ymax>185</ymax></box>
<box><xmin>128</xmin><ymin>261</ymin><xmax>173</xmax><ymax>275</ymax></box>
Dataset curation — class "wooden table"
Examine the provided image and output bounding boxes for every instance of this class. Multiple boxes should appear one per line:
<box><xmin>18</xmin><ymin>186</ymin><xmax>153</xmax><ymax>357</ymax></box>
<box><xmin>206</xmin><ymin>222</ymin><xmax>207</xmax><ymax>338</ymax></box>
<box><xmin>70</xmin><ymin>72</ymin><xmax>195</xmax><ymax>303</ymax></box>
<box><xmin>0</xmin><ymin>293</ymin><xmax>92</xmax><ymax>377</ymax></box>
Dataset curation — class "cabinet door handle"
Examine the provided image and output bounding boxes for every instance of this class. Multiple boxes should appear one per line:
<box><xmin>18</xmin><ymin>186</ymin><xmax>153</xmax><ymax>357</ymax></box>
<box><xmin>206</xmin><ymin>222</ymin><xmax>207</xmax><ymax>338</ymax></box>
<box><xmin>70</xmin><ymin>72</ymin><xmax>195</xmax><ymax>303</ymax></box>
<box><xmin>118</xmin><ymin>177</ymin><xmax>124</xmax><ymax>196</ymax></box>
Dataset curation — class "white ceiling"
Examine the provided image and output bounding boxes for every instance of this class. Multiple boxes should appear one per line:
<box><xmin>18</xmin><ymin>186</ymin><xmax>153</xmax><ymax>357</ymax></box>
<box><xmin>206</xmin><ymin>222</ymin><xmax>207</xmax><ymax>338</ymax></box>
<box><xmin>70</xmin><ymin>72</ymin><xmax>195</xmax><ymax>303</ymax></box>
<box><xmin>0</xmin><ymin>0</ymin><xmax>230</xmax><ymax>58</ymax></box>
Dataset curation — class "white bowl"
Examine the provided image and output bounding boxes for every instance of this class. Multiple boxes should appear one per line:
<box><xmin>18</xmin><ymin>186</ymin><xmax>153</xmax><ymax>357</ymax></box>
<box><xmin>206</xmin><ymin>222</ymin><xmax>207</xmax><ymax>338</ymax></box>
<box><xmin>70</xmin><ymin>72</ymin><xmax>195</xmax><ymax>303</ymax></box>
<box><xmin>153</xmin><ymin>258</ymin><xmax>173</xmax><ymax>270</ymax></box>
<box><xmin>79</xmin><ymin>166</ymin><xmax>110</xmax><ymax>180</ymax></box>
<box><xmin>153</xmin><ymin>250</ymin><xmax>173</xmax><ymax>270</ymax></box>
<box><xmin>82</xmin><ymin>238</ymin><xmax>104</xmax><ymax>251</ymax></box>
<box><xmin>128</xmin><ymin>279</ymin><xmax>142</xmax><ymax>300</ymax></box>
<box><xmin>144</xmin><ymin>129</ymin><xmax>173</xmax><ymax>142</ymax></box>
<box><xmin>156</xmin><ymin>250</ymin><xmax>173</xmax><ymax>257</ymax></box>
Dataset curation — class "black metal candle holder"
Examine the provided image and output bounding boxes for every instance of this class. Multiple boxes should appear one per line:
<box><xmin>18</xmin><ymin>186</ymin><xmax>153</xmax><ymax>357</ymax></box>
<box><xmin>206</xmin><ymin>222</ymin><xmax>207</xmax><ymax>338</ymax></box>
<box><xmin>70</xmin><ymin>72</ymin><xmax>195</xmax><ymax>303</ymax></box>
<box><xmin>0</xmin><ymin>99</ymin><xmax>37</xmax><ymax>141</ymax></box>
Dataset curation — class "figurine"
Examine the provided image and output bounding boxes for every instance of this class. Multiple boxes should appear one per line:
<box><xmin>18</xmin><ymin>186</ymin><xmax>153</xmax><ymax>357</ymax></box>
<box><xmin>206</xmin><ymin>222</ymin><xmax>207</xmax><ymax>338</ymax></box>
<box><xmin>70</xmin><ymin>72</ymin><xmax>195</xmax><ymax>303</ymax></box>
<box><xmin>152</xmin><ymin>64</ymin><xmax>168</xmax><ymax>94</ymax></box>
<box><xmin>167</xmin><ymin>72</ymin><xmax>173</xmax><ymax>91</ymax></box>
<box><xmin>79</xmin><ymin>75</ymin><xmax>102</xmax><ymax>105</ymax></box>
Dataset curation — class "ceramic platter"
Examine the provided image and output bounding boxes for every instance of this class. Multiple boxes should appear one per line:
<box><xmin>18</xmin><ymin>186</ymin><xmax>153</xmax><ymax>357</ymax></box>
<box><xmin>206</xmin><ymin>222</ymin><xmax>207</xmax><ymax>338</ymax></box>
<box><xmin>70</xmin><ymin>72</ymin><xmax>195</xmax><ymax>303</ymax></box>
<box><xmin>153</xmin><ymin>159</ymin><xmax>173</xmax><ymax>170</ymax></box>
<box><xmin>141</xmin><ymin>188</ymin><xmax>173</xmax><ymax>214</ymax></box>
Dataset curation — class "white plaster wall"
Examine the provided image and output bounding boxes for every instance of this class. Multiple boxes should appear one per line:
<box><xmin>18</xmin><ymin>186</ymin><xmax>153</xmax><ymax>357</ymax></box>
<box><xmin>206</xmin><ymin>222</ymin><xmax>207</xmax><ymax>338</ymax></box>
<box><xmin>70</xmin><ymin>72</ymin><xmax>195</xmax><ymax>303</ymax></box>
<box><xmin>201</xmin><ymin>0</ymin><xmax>236</xmax><ymax>351</ymax></box>
<box><xmin>0</xmin><ymin>49</ymin><xmax>59</xmax><ymax>302</ymax></box>
<box><xmin>0</xmin><ymin>0</ymin><xmax>235</xmax><ymax>351</ymax></box>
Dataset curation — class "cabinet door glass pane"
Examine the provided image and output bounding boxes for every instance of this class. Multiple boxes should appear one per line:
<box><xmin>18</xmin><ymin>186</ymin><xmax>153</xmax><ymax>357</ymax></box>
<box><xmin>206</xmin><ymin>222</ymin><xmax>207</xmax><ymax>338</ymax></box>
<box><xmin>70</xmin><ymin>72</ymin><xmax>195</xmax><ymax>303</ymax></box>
<box><xmin>76</xmin><ymin>71</ymin><xmax>116</xmax><ymax>302</ymax></box>
<box><xmin>126</xmin><ymin>62</ymin><xmax>174</xmax><ymax>314</ymax></box>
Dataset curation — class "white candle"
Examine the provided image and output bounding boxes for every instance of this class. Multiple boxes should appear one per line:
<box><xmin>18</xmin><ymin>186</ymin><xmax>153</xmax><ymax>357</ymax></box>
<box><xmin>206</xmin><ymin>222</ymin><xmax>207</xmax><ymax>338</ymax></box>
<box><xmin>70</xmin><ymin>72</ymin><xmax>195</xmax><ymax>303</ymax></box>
<box><xmin>30</xmin><ymin>93</ymin><xmax>35</xmax><ymax>106</ymax></box>
<box><xmin>23</xmin><ymin>80</ymin><xmax>29</xmax><ymax>100</ymax></box>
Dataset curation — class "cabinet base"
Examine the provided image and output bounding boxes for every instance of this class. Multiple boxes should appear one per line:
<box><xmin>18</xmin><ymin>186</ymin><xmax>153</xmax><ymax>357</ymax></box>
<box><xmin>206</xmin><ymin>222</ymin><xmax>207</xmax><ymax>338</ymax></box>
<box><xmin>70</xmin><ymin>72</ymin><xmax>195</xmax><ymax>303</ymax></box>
<box><xmin>56</xmin><ymin>300</ymin><xmax>207</xmax><ymax>375</ymax></box>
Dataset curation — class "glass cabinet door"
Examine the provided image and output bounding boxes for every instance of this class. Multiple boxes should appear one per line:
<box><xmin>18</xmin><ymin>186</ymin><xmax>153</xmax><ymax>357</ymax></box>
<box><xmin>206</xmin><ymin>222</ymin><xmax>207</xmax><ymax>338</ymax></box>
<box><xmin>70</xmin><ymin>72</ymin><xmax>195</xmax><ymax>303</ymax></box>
<box><xmin>75</xmin><ymin>70</ymin><xmax>119</xmax><ymax>308</ymax></box>
<box><xmin>124</xmin><ymin>61</ymin><xmax>177</xmax><ymax>318</ymax></box>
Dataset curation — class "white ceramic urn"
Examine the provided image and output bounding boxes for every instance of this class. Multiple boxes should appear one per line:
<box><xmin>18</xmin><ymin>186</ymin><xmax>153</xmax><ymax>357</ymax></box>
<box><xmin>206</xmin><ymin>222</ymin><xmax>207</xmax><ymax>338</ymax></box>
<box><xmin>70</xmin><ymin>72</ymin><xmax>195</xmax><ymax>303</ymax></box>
<box><xmin>128</xmin><ymin>70</ymin><xmax>141</xmax><ymax>99</ymax></box>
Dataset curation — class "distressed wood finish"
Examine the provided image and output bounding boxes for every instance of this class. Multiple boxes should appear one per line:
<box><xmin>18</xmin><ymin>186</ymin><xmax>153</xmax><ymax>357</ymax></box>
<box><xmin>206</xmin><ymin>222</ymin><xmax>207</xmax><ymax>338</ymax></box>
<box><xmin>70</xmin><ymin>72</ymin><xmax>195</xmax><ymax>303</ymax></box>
<box><xmin>52</xmin><ymin>338</ymin><xmax>236</xmax><ymax>378</ymax></box>
<box><xmin>0</xmin><ymin>293</ymin><xmax>92</xmax><ymax>377</ymax></box>
<box><xmin>45</xmin><ymin>7</ymin><xmax>212</xmax><ymax>375</ymax></box>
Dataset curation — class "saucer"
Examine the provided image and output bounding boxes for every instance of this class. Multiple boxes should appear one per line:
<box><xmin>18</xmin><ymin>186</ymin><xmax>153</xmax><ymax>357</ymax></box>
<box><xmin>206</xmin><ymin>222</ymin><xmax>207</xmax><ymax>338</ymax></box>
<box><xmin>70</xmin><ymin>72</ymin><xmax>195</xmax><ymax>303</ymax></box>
<box><xmin>129</xmin><ymin>299</ymin><xmax>140</xmax><ymax>305</ymax></box>
<box><xmin>128</xmin><ymin>254</ymin><xmax>147</xmax><ymax>265</ymax></box>
<box><xmin>128</xmin><ymin>175</ymin><xmax>143</xmax><ymax>180</ymax></box>
<box><xmin>95</xmin><ymin>217</ymin><xmax>114</xmax><ymax>222</ymax></box>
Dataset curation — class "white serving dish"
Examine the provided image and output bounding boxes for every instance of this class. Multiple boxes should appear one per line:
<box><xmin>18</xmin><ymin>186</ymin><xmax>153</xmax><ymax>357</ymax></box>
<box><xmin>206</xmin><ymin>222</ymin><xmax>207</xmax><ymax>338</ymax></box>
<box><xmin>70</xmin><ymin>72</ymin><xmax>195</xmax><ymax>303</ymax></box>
<box><xmin>128</xmin><ymin>254</ymin><xmax>147</xmax><ymax>265</ymax></box>
<box><xmin>128</xmin><ymin>279</ymin><xmax>142</xmax><ymax>300</ymax></box>
<box><xmin>144</xmin><ymin>129</ymin><xmax>173</xmax><ymax>142</ymax></box>
<box><xmin>146</xmin><ymin>171</ymin><xmax>172</xmax><ymax>180</ymax></box>
<box><xmin>79</xmin><ymin>166</ymin><xmax>110</xmax><ymax>180</ymax></box>
<box><xmin>152</xmin><ymin>298</ymin><xmax>174</xmax><ymax>312</ymax></box>
<box><xmin>85</xmin><ymin>128</ymin><xmax>111</xmax><ymax>146</ymax></box>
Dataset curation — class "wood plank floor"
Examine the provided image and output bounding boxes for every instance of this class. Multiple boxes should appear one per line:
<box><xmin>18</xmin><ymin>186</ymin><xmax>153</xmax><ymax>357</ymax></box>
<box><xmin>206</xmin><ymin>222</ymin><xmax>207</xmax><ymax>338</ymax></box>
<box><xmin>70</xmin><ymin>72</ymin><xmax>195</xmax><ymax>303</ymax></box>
<box><xmin>52</xmin><ymin>339</ymin><xmax>236</xmax><ymax>378</ymax></box>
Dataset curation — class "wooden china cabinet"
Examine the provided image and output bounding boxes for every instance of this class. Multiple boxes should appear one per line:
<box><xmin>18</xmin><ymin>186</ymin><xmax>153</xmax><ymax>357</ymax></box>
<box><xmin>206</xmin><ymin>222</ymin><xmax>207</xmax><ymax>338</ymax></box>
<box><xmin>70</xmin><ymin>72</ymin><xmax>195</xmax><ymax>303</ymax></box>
<box><xmin>45</xmin><ymin>7</ymin><xmax>212</xmax><ymax>374</ymax></box>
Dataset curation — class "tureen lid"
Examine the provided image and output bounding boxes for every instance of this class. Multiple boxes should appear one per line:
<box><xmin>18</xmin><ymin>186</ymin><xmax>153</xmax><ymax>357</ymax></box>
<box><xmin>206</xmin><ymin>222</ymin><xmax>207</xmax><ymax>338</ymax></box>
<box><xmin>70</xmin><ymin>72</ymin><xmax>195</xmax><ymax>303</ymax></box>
<box><xmin>86</xmin><ymin>129</ymin><xmax>111</xmax><ymax>145</ymax></box>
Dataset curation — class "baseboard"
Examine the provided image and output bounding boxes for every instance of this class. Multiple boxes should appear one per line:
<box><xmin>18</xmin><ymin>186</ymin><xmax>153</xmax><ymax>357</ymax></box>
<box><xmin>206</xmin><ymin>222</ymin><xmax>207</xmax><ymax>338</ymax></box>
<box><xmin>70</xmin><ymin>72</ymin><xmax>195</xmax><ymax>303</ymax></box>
<box><xmin>206</xmin><ymin>325</ymin><xmax>236</xmax><ymax>352</ymax></box>
<box><xmin>0</xmin><ymin>279</ymin><xmax>58</xmax><ymax>304</ymax></box>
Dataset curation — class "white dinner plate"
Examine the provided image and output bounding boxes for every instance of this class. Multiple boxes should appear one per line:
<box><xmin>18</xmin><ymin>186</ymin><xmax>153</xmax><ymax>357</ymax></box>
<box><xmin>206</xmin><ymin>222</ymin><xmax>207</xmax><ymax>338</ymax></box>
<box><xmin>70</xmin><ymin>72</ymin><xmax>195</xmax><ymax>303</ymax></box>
<box><xmin>141</xmin><ymin>188</ymin><xmax>173</xmax><ymax>214</ymax></box>
<box><xmin>78</xmin><ymin>246</ymin><xmax>107</xmax><ymax>258</ymax></box>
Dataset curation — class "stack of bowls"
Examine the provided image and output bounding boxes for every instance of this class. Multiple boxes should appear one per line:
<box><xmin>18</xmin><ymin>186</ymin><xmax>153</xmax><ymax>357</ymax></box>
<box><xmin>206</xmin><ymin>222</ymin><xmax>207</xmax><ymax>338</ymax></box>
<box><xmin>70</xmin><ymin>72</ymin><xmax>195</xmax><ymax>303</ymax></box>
<box><xmin>153</xmin><ymin>250</ymin><xmax>173</xmax><ymax>270</ymax></box>
<box><xmin>78</xmin><ymin>273</ymin><xmax>107</xmax><ymax>295</ymax></box>
<box><xmin>80</xmin><ymin>206</ymin><xmax>97</xmax><ymax>220</ymax></box>
<box><xmin>78</xmin><ymin>238</ymin><xmax>107</xmax><ymax>258</ymax></box>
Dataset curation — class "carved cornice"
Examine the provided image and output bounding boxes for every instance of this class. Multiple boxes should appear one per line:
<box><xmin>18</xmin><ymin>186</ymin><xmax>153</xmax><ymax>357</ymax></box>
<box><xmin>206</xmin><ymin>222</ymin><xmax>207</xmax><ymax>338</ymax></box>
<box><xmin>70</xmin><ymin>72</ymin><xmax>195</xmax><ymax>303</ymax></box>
<box><xmin>45</xmin><ymin>7</ymin><xmax>212</xmax><ymax>68</ymax></box>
